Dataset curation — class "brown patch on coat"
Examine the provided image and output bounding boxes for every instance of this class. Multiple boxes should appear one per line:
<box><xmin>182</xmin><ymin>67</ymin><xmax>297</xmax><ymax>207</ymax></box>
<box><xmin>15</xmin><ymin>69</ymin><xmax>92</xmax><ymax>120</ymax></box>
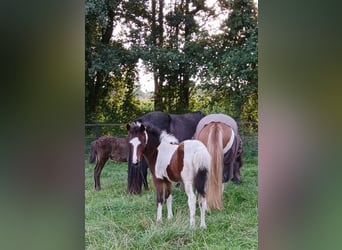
<box><xmin>166</xmin><ymin>142</ymin><xmax>184</xmax><ymax>182</ymax></box>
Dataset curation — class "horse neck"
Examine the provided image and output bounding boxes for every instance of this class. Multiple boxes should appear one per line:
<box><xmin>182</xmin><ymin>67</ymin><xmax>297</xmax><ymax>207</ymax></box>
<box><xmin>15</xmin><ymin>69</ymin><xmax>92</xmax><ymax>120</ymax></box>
<box><xmin>142</xmin><ymin>131</ymin><xmax>160</xmax><ymax>174</ymax></box>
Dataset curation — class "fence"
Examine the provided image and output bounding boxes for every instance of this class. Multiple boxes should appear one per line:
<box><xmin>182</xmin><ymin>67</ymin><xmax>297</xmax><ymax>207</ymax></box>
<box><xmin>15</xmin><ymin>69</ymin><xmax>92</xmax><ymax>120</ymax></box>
<box><xmin>85</xmin><ymin>122</ymin><xmax>258</xmax><ymax>157</ymax></box>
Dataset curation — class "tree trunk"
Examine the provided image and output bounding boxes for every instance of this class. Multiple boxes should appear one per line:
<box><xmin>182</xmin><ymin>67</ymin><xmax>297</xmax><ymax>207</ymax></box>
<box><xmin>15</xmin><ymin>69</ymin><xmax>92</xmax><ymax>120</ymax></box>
<box><xmin>177</xmin><ymin>0</ymin><xmax>191</xmax><ymax>112</ymax></box>
<box><xmin>85</xmin><ymin>0</ymin><xmax>114</xmax><ymax>121</ymax></box>
<box><xmin>152</xmin><ymin>0</ymin><xmax>165</xmax><ymax>111</ymax></box>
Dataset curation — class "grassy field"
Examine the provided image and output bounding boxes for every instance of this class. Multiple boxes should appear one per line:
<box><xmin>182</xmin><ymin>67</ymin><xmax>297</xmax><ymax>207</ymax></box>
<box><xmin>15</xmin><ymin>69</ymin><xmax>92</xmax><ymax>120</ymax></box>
<box><xmin>85</xmin><ymin>135</ymin><xmax>258</xmax><ymax>249</ymax></box>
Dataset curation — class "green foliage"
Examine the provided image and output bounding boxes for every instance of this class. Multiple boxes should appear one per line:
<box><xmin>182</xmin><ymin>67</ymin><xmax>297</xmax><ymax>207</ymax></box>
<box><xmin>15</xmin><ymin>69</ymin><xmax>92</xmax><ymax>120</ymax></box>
<box><xmin>85</xmin><ymin>0</ymin><xmax>148</xmax><ymax>123</ymax></box>
<box><xmin>85</xmin><ymin>0</ymin><xmax>258</xmax><ymax>127</ymax></box>
<box><xmin>199</xmin><ymin>0</ymin><xmax>258</xmax><ymax>122</ymax></box>
<box><xmin>241</xmin><ymin>92</ymin><xmax>258</xmax><ymax>132</ymax></box>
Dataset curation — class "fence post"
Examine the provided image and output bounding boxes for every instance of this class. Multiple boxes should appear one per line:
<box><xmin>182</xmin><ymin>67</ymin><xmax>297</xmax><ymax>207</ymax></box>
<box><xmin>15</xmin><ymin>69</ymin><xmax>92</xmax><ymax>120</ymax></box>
<box><xmin>95</xmin><ymin>124</ymin><xmax>100</xmax><ymax>138</ymax></box>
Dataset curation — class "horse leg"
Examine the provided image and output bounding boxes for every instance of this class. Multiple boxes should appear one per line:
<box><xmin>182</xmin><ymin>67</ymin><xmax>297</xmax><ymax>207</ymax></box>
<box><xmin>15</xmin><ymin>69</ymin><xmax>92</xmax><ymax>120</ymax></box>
<box><xmin>232</xmin><ymin>160</ymin><xmax>242</xmax><ymax>184</ymax></box>
<box><xmin>153</xmin><ymin>177</ymin><xmax>164</xmax><ymax>222</ymax></box>
<box><xmin>94</xmin><ymin>161</ymin><xmax>101</xmax><ymax>191</ymax></box>
<box><xmin>142</xmin><ymin>159</ymin><xmax>149</xmax><ymax>190</ymax></box>
<box><xmin>94</xmin><ymin>158</ymin><xmax>107</xmax><ymax>191</ymax></box>
<box><xmin>165</xmin><ymin>181</ymin><xmax>173</xmax><ymax>220</ymax></box>
<box><xmin>184</xmin><ymin>182</ymin><xmax>196</xmax><ymax>228</ymax></box>
<box><xmin>198</xmin><ymin>195</ymin><xmax>207</xmax><ymax>228</ymax></box>
<box><xmin>232</xmin><ymin>155</ymin><xmax>243</xmax><ymax>184</ymax></box>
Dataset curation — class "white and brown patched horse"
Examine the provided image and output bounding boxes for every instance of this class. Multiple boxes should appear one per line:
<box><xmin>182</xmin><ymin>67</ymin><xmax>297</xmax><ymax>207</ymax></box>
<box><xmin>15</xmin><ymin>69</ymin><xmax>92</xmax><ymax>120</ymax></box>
<box><xmin>127</xmin><ymin>121</ymin><xmax>211</xmax><ymax>228</ymax></box>
<box><xmin>193</xmin><ymin>114</ymin><xmax>243</xmax><ymax>211</ymax></box>
<box><xmin>127</xmin><ymin>111</ymin><xmax>205</xmax><ymax>195</ymax></box>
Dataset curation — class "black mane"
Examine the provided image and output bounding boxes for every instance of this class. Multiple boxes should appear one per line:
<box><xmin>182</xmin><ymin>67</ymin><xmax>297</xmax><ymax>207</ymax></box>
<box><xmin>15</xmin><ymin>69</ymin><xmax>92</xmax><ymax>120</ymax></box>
<box><xmin>144</xmin><ymin>122</ymin><xmax>162</xmax><ymax>139</ymax></box>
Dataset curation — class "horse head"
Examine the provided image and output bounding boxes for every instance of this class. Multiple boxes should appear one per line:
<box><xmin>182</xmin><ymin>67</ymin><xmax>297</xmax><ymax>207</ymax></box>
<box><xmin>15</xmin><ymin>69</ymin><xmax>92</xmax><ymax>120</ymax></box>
<box><xmin>126</xmin><ymin>122</ymin><xmax>148</xmax><ymax>165</ymax></box>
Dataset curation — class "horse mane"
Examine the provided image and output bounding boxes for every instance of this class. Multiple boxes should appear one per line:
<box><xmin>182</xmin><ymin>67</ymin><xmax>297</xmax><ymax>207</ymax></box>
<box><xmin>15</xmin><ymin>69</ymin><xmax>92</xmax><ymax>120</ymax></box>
<box><xmin>129</xmin><ymin>121</ymin><xmax>144</xmax><ymax>132</ymax></box>
<box><xmin>144</xmin><ymin>122</ymin><xmax>162</xmax><ymax>138</ymax></box>
<box><xmin>141</xmin><ymin>121</ymin><xmax>178</xmax><ymax>145</ymax></box>
<box><xmin>160</xmin><ymin>131</ymin><xmax>179</xmax><ymax>145</ymax></box>
<box><xmin>130</xmin><ymin>121</ymin><xmax>163</xmax><ymax>142</ymax></box>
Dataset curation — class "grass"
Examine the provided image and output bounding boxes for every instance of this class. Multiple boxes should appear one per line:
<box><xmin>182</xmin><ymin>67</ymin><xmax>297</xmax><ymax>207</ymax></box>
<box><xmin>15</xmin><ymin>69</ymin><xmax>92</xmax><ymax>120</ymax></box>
<box><xmin>85</xmin><ymin>135</ymin><xmax>257</xmax><ymax>249</ymax></box>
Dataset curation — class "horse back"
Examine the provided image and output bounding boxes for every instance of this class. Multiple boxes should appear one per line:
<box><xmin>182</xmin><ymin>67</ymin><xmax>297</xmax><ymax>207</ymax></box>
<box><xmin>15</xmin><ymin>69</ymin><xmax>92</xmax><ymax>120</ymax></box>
<box><xmin>198</xmin><ymin>122</ymin><xmax>232</xmax><ymax>148</ymax></box>
<box><xmin>136</xmin><ymin>111</ymin><xmax>171</xmax><ymax>131</ymax></box>
<box><xmin>93</xmin><ymin>136</ymin><xmax>128</xmax><ymax>162</ymax></box>
<box><xmin>169</xmin><ymin>111</ymin><xmax>205</xmax><ymax>141</ymax></box>
<box><xmin>194</xmin><ymin>114</ymin><xmax>238</xmax><ymax>139</ymax></box>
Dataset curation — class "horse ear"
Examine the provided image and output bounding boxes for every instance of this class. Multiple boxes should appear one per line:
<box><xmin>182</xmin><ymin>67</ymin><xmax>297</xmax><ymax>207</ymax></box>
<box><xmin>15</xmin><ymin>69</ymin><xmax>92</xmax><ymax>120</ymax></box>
<box><xmin>140</xmin><ymin>124</ymin><xmax>145</xmax><ymax>131</ymax></box>
<box><xmin>126</xmin><ymin>124</ymin><xmax>130</xmax><ymax>131</ymax></box>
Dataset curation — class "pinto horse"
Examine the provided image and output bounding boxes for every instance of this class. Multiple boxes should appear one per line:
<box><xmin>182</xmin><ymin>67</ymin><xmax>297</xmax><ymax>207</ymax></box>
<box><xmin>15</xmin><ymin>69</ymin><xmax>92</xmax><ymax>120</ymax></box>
<box><xmin>89</xmin><ymin>136</ymin><xmax>129</xmax><ymax>191</ymax></box>
<box><xmin>127</xmin><ymin>111</ymin><xmax>205</xmax><ymax>194</ymax></box>
<box><xmin>193</xmin><ymin>114</ymin><xmax>243</xmax><ymax>211</ymax></box>
<box><xmin>127</xmin><ymin>122</ymin><xmax>211</xmax><ymax>228</ymax></box>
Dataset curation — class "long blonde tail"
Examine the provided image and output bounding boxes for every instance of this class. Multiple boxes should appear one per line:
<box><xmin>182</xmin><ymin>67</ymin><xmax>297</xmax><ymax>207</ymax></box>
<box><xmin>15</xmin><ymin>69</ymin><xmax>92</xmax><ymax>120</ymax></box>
<box><xmin>206</xmin><ymin>123</ymin><xmax>224</xmax><ymax>211</ymax></box>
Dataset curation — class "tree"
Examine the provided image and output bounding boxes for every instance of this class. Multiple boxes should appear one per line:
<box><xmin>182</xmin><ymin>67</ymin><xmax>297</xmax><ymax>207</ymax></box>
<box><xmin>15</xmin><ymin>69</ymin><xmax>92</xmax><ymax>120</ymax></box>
<box><xmin>85</xmin><ymin>0</ymin><xmax>258</xmax><ymax>129</ymax></box>
<box><xmin>85</xmin><ymin>0</ymin><xmax>148</xmax><ymax>122</ymax></box>
<box><xmin>199</xmin><ymin>0</ymin><xmax>258</xmax><ymax>125</ymax></box>
<box><xmin>141</xmin><ymin>0</ymin><xmax>211</xmax><ymax>113</ymax></box>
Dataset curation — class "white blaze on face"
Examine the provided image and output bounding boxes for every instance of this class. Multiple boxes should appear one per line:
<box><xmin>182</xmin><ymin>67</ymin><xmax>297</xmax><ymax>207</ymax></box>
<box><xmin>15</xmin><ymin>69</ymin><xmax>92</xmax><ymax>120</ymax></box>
<box><xmin>129</xmin><ymin>137</ymin><xmax>141</xmax><ymax>164</ymax></box>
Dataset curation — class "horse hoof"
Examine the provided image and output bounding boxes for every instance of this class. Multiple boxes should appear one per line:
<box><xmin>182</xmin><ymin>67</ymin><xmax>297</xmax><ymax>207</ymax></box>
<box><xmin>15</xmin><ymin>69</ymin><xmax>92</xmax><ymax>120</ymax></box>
<box><xmin>200</xmin><ymin>224</ymin><xmax>207</xmax><ymax>229</ymax></box>
<box><xmin>95</xmin><ymin>187</ymin><xmax>101</xmax><ymax>191</ymax></box>
<box><xmin>233</xmin><ymin>179</ymin><xmax>242</xmax><ymax>185</ymax></box>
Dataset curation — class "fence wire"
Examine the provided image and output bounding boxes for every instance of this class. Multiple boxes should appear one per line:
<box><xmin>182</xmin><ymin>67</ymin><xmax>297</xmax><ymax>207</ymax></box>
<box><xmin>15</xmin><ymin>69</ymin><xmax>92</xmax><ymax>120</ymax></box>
<box><xmin>85</xmin><ymin>122</ymin><xmax>257</xmax><ymax>156</ymax></box>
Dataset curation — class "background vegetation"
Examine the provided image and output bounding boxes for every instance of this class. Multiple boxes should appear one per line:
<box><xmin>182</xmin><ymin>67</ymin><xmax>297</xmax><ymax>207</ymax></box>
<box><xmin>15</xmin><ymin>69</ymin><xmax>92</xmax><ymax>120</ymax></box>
<box><xmin>85</xmin><ymin>0</ymin><xmax>258</xmax><ymax>129</ymax></box>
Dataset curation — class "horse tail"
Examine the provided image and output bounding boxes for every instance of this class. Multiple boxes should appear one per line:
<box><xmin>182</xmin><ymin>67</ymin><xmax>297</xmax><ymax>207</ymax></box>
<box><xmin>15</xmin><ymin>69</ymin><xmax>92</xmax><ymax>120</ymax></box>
<box><xmin>193</xmin><ymin>146</ymin><xmax>211</xmax><ymax>197</ymax></box>
<box><xmin>206</xmin><ymin>123</ymin><xmax>224</xmax><ymax>211</ymax></box>
<box><xmin>89</xmin><ymin>141</ymin><xmax>97</xmax><ymax>164</ymax></box>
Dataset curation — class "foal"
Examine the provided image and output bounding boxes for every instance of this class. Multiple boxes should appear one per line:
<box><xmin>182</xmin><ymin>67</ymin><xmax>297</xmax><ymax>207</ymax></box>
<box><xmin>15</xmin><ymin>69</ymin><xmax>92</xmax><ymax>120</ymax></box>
<box><xmin>127</xmin><ymin>122</ymin><xmax>211</xmax><ymax>228</ymax></box>
<box><xmin>89</xmin><ymin>136</ymin><xmax>128</xmax><ymax>191</ymax></box>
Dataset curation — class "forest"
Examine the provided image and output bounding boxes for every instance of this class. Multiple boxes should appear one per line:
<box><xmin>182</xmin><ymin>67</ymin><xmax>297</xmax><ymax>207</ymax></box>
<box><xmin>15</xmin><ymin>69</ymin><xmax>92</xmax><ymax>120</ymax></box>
<box><xmin>85</xmin><ymin>0</ymin><xmax>258</xmax><ymax>131</ymax></box>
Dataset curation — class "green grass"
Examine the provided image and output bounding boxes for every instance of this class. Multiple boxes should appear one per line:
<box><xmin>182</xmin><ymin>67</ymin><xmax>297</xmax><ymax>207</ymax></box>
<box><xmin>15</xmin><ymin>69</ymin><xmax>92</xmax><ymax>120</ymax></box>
<box><xmin>85</xmin><ymin>136</ymin><xmax>258</xmax><ymax>249</ymax></box>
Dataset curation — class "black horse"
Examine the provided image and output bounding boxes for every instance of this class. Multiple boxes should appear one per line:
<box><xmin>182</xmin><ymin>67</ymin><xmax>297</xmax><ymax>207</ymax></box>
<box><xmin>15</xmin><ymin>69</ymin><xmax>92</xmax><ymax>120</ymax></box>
<box><xmin>127</xmin><ymin>111</ymin><xmax>205</xmax><ymax>194</ymax></box>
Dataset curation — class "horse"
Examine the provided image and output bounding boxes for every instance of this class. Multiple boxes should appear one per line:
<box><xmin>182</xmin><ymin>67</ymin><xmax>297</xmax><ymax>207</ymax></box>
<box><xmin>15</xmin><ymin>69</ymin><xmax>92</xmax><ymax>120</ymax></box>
<box><xmin>89</xmin><ymin>135</ymin><xmax>129</xmax><ymax>191</ymax></box>
<box><xmin>127</xmin><ymin>111</ymin><xmax>205</xmax><ymax>194</ymax></box>
<box><xmin>193</xmin><ymin>114</ymin><xmax>243</xmax><ymax>211</ymax></box>
<box><xmin>127</xmin><ymin>121</ymin><xmax>211</xmax><ymax>228</ymax></box>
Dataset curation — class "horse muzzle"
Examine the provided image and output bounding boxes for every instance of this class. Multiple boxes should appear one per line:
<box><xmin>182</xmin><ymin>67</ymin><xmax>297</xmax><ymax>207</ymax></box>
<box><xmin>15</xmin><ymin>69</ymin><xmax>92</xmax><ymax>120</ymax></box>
<box><xmin>131</xmin><ymin>160</ymin><xmax>140</xmax><ymax>167</ymax></box>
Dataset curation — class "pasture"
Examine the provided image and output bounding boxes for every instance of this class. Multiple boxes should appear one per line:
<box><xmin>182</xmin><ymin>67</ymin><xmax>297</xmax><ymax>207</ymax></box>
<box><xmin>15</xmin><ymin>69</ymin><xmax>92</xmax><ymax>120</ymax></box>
<box><xmin>85</xmin><ymin>134</ymin><xmax>258</xmax><ymax>249</ymax></box>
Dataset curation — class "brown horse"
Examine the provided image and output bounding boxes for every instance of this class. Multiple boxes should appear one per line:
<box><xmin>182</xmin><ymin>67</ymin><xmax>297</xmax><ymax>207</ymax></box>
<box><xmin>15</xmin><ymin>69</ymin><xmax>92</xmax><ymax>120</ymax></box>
<box><xmin>89</xmin><ymin>136</ymin><xmax>129</xmax><ymax>191</ymax></box>
<box><xmin>127</xmin><ymin>122</ymin><xmax>211</xmax><ymax>228</ymax></box>
<box><xmin>194</xmin><ymin>114</ymin><xmax>243</xmax><ymax>211</ymax></box>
